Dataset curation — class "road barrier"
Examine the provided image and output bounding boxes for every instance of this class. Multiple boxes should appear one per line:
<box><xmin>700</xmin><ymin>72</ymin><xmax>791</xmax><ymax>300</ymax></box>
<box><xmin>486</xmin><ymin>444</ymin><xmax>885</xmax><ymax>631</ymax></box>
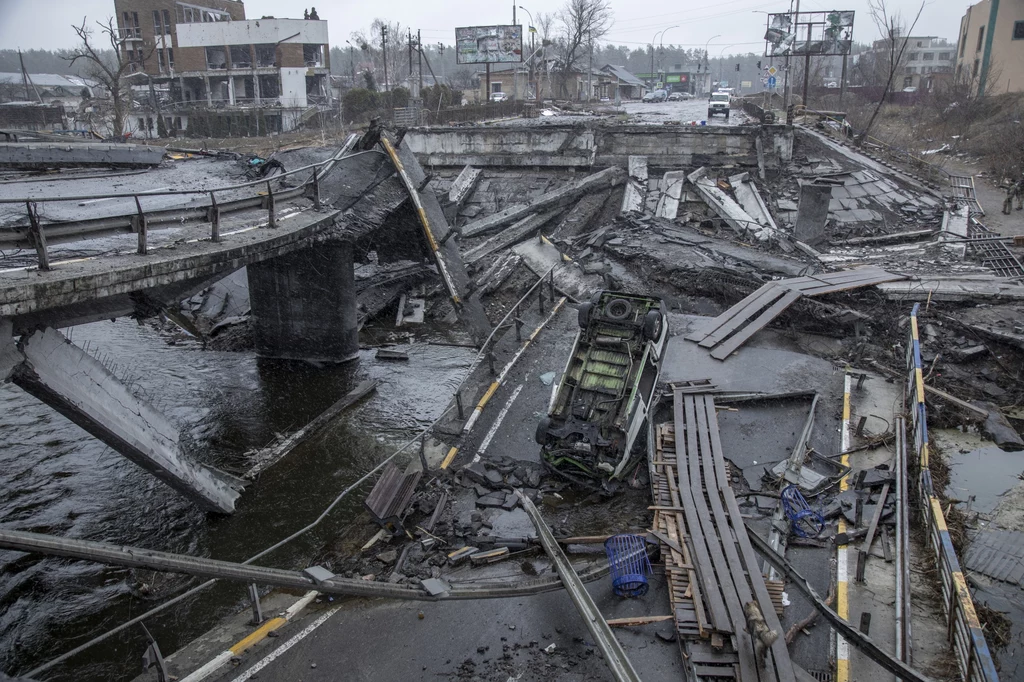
<box><xmin>0</xmin><ymin>134</ymin><xmax>364</xmax><ymax>261</ymax></box>
<box><xmin>906</xmin><ymin>303</ymin><xmax>998</xmax><ymax>682</ymax></box>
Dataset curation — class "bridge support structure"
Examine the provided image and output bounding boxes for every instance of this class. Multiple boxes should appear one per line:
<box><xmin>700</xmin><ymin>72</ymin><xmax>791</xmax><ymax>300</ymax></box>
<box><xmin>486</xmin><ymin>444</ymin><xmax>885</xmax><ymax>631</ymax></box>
<box><xmin>247</xmin><ymin>240</ymin><xmax>359</xmax><ymax>363</ymax></box>
<box><xmin>1</xmin><ymin>320</ymin><xmax>242</xmax><ymax>514</ymax></box>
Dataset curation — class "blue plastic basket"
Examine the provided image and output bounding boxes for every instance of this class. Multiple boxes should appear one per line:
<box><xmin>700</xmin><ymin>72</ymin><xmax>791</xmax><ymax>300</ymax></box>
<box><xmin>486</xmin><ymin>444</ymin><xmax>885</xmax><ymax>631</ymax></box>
<box><xmin>603</xmin><ymin>534</ymin><xmax>653</xmax><ymax>598</ymax></box>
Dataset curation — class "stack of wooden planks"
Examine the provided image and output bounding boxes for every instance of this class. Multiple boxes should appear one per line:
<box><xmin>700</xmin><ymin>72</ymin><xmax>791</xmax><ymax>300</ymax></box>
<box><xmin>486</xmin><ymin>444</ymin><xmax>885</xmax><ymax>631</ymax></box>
<box><xmin>649</xmin><ymin>390</ymin><xmax>798</xmax><ymax>682</ymax></box>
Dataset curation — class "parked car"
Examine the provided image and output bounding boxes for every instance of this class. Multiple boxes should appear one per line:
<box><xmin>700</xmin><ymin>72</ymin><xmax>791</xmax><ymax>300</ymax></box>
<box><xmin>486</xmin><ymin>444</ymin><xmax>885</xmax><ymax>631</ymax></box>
<box><xmin>536</xmin><ymin>291</ymin><xmax>669</xmax><ymax>481</ymax></box>
<box><xmin>642</xmin><ymin>89</ymin><xmax>668</xmax><ymax>103</ymax></box>
<box><xmin>490</xmin><ymin>92</ymin><xmax>509</xmax><ymax>102</ymax></box>
<box><xmin>708</xmin><ymin>91</ymin><xmax>731</xmax><ymax>118</ymax></box>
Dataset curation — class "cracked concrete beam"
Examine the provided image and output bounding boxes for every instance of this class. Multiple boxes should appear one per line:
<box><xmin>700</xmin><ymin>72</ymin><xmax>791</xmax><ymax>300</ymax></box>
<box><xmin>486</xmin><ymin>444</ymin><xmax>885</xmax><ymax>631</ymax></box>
<box><xmin>11</xmin><ymin>327</ymin><xmax>241</xmax><ymax>513</ymax></box>
<box><xmin>462</xmin><ymin>167</ymin><xmax>626</xmax><ymax>239</ymax></box>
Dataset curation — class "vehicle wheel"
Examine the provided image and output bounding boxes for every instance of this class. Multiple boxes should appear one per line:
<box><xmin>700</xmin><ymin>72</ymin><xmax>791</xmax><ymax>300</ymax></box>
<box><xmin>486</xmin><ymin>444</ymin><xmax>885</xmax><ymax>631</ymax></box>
<box><xmin>578</xmin><ymin>302</ymin><xmax>594</xmax><ymax>329</ymax></box>
<box><xmin>643</xmin><ymin>310</ymin><xmax>664</xmax><ymax>341</ymax></box>
<box><xmin>603</xmin><ymin>298</ymin><xmax>633</xmax><ymax>321</ymax></box>
<box><xmin>708</xmin><ymin>110</ymin><xmax>713</xmax><ymax>118</ymax></box>
<box><xmin>535</xmin><ymin>417</ymin><xmax>552</xmax><ymax>445</ymax></box>
<box><xmin>725</xmin><ymin>111</ymin><xmax>730</xmax><ymax>119</ymax></box>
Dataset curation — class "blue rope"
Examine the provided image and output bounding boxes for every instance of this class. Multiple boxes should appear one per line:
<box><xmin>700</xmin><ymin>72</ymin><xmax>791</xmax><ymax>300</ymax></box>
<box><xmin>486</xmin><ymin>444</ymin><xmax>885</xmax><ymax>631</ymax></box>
<box><xmin>781</xmin><ymin>485</ymin><xmax>826</xmax><ymax>538</ymax></box>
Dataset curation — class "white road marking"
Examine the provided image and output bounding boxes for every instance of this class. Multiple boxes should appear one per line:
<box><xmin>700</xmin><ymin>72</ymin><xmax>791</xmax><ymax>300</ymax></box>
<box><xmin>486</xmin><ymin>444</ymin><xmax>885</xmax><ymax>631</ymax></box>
<box><xmin>473</xmin><ymin>382</ymin><xmax>525</xmax><ymax>463</ymax></box>
<box><xmin>228</xmin><ymin>606</ymin><xmax>340</xmax><ymax>682</ymax></box>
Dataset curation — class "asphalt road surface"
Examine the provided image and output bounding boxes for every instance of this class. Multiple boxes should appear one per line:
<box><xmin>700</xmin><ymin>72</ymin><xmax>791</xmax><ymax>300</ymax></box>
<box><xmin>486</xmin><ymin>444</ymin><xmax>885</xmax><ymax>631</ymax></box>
<box><xmin>621</xmin><ymin>98</ymin><xmax>751</xmax><ymax>126</ymax></box>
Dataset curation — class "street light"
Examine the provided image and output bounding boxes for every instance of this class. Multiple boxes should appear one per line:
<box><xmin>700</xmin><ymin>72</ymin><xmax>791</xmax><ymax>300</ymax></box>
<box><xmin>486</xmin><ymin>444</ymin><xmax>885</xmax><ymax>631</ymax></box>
<box><xmin>650</xmin><ymin>26</ymin><xmax>677</xmax><ymax>90</ymax></box>
<box><xmin>518</xmin><ymin>5</ymin><xmax>537</xmax><ymax>101</ymax></box>
<box><xmin>717</xmin><ymin>43</ymin><xmax>737</xmax><ymax>88</ymax></box>
<box><xmin>659</xmin><ymin>25</ymin><xmax>679</xmax><ymax>82</ymax></box>
<box><xmin>345</xmin><ymin>40</ymin><xmax>356</xmax><ymax>86</ymax></box>
<box><xmin>702</xmin><ymin>34</ymin><xmax>721</xmax><ymax>95</ymax></box>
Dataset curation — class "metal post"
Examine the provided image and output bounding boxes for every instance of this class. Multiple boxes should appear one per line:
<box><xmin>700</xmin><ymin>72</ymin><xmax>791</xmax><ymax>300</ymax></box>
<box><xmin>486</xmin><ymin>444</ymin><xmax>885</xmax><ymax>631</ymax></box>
<box><xmin>514</xmin><ymin>309</ymin><xmax>523</xmax><ymax>342</ymax></box>
<box><xmin>311</xmin><ymin>166</ymin><xmax>321</xmax><ymax>209</ymax></box>
<box><xmin>839</xmin><ymin>53</ymin><xmax>848</xmax><ymax>106</ymax></box>
<box><xmin>134</xmin><ymin>195</ymin><xmax>148</xmax><ymax>255</ymax></box>
<box><xmin>538</xmin><ymin>286</ymin><xmax>545</xmax><ymax>314</ymax></box>
<box><xmin>488</xmin><ymin>352</ymin><xmax>496</xmax><ymax>375</ymax></box>
<box><xmin>25</xmin><ymin>201</ymin><xmax>49</xmax><ymax>271</ymax></box>
<box><xmin>419</xmin><ymin>436</ymin><xmax>430</xmax><ymax>474</ymax></box>
<box><xmin>247</xmin><ymin>583</ymin><xmax>263</xmax><ymax>625</ymax></box>
<box><xmin>548</xmin><ymin>269</ymin><xmax>555</xmax><ymax>301</ymax></box>
<box><xmin>140</xmin><ymin>624</ymin><xmax>169</xmax><ymax>682</ymax></box>
<box><xmin>456</xmin><ymin>391</ymin><xmax>465</xmax><ymax>420</ymax></box>
<box><xmin>209</xmin><ymin>192</ymin><xmax>220</xmax><ymax>242</ymax></box>
<box><xmin>266</xmin><ymin>181</ymin><xmax>276</xmax><ymax>228</ymax></box>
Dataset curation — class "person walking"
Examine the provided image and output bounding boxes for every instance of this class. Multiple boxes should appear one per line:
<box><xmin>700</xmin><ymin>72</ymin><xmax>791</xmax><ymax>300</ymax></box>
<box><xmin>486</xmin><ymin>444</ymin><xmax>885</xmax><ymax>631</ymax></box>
<box><xmin>309</xmin><ymin>7</ymin><xmax>319</xmax><ymax>19</ymax></box>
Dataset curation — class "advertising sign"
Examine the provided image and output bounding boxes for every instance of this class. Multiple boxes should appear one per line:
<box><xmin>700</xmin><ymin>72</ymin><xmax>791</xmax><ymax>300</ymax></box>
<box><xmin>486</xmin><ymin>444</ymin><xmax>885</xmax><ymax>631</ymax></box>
<box><xmin>455</xmin><ymin>25</ymin><xmax>523</xmax><ymax>64</ymax></box>
<box><xmin>764</xmin><ymin>10</ymin><xmax>854</xmax><ymax>57</ymax></box>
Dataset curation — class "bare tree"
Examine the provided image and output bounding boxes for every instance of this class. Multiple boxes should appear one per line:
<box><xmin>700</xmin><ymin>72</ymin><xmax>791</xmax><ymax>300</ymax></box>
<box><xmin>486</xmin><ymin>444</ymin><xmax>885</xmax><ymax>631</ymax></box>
<box><xmin>64</xmin><ymin>17</ymin><xmax>151</xmax><ymax>138</ymax></box>
<box><xmin>555</xmin><ymin>0</ymin><xmax>613</xmax><ymax>98</ymax></box>
<box><xmin>350</xmin><ymin>19</ymin><xmax>407</xmax><ymax>91</ymax></box>
<box><xmin>854</xmin><ymin>0</ymin><xmax>924</xmax><ymax>146</ymax></box>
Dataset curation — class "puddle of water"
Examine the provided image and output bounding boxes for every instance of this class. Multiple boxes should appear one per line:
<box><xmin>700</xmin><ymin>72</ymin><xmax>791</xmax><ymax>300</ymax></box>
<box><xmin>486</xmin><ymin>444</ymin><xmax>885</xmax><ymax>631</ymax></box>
<box><xmin>933</xmin><ymin>429</ymin><xmax>1024</xmax><ymax>514</ymax></box>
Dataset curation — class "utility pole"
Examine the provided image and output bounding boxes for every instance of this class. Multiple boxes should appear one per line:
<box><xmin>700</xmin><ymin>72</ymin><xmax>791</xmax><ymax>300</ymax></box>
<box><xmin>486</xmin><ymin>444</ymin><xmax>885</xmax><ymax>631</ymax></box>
<box><xmin>587</xmin><ymin>31</ymin><xmax>593</xmax><ymax>101</ymax></box>
<box><xmin>418</xmin><ymin>29</ymin><xmax>423</xmax><ymax>97</ymax></box>
<box><xmin>382</xmin><ymin>25</ymin><xmax>389</xmax><ymax>93</ymax></box>
<box><xmin>802</xmin><ymin>20</ymin><xmax>812</xmax><ymax>107</ymax></box>
<box><xmin>783</xmin><ymin>0</ymin><xmax>799</xmax><ymax>119</ymax></box>
<box><xmin>408</xmin><ymin>29</ymin><xmax>414</xmax><ymax>94</ymax></box>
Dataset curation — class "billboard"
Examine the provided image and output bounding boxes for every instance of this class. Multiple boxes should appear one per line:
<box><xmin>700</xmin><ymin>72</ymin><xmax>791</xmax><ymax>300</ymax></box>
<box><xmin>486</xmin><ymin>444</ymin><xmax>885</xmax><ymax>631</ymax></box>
<box><xmin>455</xmin><ymin>25</ymin><xmax>523</xmax><ymax>64</ymax></box>
<box><xmin>765</xmin><ymin>10</ymin><xmax>854</xmax><ymax>57</ymax></box>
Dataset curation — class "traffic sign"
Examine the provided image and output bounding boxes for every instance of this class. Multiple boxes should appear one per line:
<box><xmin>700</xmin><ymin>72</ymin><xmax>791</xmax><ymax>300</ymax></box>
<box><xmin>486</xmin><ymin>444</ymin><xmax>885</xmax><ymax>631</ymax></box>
<box><xmin>767</xmin><ymin>66</ymin><xmax>778</xmax><ymax>77</ymax></box>
<box><xmin>767</xmin><ymin>75</ymin><xmax>777</xmax><ymax>88</ymax></box>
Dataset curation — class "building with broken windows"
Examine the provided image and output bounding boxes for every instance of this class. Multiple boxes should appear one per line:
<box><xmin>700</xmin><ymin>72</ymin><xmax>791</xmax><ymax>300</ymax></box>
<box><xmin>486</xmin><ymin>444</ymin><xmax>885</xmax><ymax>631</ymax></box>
<box><xmin>955</xmin><ymin>0</ymin><xmax>1024</xmax><ymax>95</ymax></box>
<box><xmin>113</xmin><ymin>0</ymin><xmax>331</xmax><ymax>137</ymax></box>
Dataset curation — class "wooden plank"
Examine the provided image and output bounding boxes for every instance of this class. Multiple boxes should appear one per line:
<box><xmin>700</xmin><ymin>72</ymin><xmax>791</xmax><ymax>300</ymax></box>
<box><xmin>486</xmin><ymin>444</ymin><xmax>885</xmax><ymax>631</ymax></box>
<box><xmin>674</xmin><ymin>390</ymin><xmax>731</xmax><ymax>633</ymax></box>
<box><xmin>607</xmin><ymin>615</ymin><xmax>675</xmax><ymax>627</ymax></box>
<box><xmin>684</xmin><ymin>283</ymin><xmax>777</xmax><ymax>342</ymax></box>
<box><xmin>690</xmin><ymin>395</ymin><xmax>760</xmax><ymax>681</ymax></box>
<box><xmin>697</xmin><ymin>285</ymin><xmax>787</xmax><ymax>348</ymax></box>
<box><xmin>703</xmin><ymin>395</ymin><xmax>797</xmax><ymax>682</ymax></box>
<box><xmin>710</xmin><ymin>290</ymin><xmax>803</xmax><ymax>360</ymax></box>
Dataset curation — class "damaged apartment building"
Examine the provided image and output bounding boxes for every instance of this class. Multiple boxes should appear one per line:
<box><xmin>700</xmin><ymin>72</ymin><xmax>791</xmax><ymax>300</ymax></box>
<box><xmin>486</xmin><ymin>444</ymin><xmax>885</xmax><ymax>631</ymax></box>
<box><xmin>115</xmin><ymin>0</ymin><xmax>331</xmax><ymax>137</ymax></box>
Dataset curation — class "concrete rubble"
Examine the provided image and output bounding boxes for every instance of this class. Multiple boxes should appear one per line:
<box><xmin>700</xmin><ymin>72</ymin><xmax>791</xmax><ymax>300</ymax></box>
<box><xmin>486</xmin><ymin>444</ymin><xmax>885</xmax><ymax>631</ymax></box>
<box><xmin>4</xmin><ymin>109</ymin><xmax>1024</xmax><ymax>682</ymax></box>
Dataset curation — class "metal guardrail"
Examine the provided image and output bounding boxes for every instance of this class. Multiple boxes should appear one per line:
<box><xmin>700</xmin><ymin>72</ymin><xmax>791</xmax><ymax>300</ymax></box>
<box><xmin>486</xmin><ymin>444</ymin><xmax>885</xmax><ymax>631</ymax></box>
<box><xmin>906</xmin><ymin>303</ymin><xmax>998</xmax><ymax>682</ymax></box>
<box><xmin>0</xmin><ymin>134</ymin><xmax>363</xmax><ymax>261</ymax></box>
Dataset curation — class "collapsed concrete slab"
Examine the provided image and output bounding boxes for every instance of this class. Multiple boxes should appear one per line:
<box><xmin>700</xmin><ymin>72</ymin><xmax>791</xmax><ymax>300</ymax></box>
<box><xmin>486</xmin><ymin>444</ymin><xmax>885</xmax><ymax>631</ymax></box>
<box><xmin>461</xmin><ymin>167</ymin><xmax>626</xmax><ymax>239</ymax></box>
<box><xmin>876</xmin><ymin>277</ymin><xmax>1024</xmax><ymax>302</ymax></box>
<box><xmin>620</xmin><ymin>156</ymin><xmax>648</xmax><ymax>215</ymax></box>
<box><xmin>4</xmin><ymin>327</ymin><xmax>241</xmax><ymax>513</ymax></box>
<box><xmin>687</xmin><ymin>167</ymin><xmax>764</xmax><ymax>240</ymax></box>
<box><xmin>655</xmin><ymin>171</ymin><xmax>686</xmax><ymax>220</ymax></box>
<box><xmin>513</xmin><ymin>238</ymin><xmax>600</xmax><ymax>301</ymax></box>
<box><xmin>381</xmin><ymin>135</ymin><xmax>491</xmax><ymax>342</ymax></box>
<box><xmin>0</xmin><ymin>142</ymin><xmax>167</xmax><ymax>169</ymax></box>
<box><xmin>464</xmin><ymin>209</ymin><xmax>562</xmax><ymax>265</ymax></box>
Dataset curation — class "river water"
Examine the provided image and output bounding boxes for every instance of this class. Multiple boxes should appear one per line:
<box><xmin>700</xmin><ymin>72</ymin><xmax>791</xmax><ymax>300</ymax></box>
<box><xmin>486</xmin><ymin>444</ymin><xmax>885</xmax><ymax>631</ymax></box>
<box><xmin>0</xmin><ymin>319</ymin><xmax>475</xmax><ymax>680</ymax></box>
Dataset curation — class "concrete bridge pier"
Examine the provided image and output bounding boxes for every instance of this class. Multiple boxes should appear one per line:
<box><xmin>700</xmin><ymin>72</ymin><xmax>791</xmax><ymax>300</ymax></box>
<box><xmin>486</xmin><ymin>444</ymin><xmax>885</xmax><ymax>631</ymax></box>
<box><xmin>1</xmin><ymin>319</ymin><xmax>242</xmax><ymax>514</ymax></box>
<box><xmin>246</xmin><ymin>239</ymin><xmax>359</xmax><ymax>363</ymax></box>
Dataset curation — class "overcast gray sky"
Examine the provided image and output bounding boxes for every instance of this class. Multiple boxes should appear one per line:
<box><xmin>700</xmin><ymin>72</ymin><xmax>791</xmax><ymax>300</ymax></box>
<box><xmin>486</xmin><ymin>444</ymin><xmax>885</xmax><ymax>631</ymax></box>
<box><xmin>0</xmin><ymin>0</ymin><xmax>968</xmax><ymax>55</ymax></box>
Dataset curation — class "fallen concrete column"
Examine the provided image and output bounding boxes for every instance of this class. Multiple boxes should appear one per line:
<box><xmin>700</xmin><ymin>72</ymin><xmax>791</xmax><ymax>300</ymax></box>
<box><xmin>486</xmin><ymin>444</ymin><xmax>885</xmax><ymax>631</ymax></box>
<box><xmin>794</xmin><ymin>182</ymin><xmax>833</xmax><ymax>246</ymax></box>
<box><xmin>248</xmin><ymin>240</ymin><xmax>360</xmax><ymax>362</ymax></box>
<box><xmin>620</xmin><ymin>156</ymin><xmax>648</xmax><ymax>215</ymax></box>
<box><xmin>875</xmin><ymin>278</ymin><xmax>1024</xmax><ymax>302</ymax></box>
<box><xmin>0</xmin><ymin>142</ymin><xmax>166</xmax><ymax>169</ymax></box>
<box><xmin>655</xmin><ymin>170</ymin><xmax>686</xmax><ymax>220</ymax></box>
<box><xmin>462</xmin><ymin>167</ymin><xmax>626</xmax><ymax>238</ymax></box>
<box><xmin>5</xmin><ymin>327</ymin><xmax>241</xmax><ymax>513</ymax></box>
<box><xmin>446</xmin><ymin>165</ymin><xmax>482</xmax><ymax>223</ymax></box>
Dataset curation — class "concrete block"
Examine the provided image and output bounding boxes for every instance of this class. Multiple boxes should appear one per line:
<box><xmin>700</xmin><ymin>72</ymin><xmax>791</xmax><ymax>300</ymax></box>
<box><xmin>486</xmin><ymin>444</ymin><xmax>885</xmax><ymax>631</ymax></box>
<box><xmin>794</xmin><ymin>183</ymin><xmax>833</xmax><ymax>246</ymax></box>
